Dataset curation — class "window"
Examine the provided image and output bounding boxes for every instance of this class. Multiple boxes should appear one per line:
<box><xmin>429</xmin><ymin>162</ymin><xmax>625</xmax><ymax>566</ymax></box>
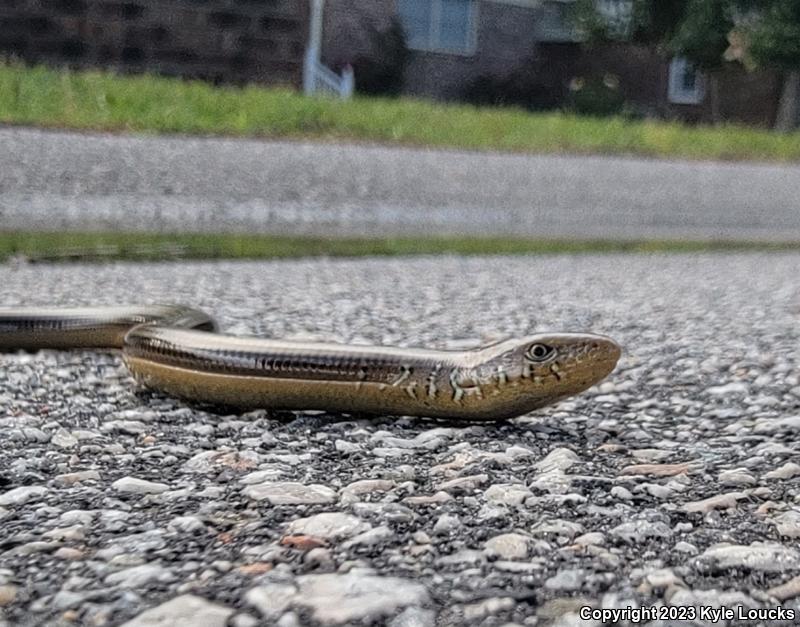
<box><xmin>668</xmin><ymin>57</ymin><xmax>705</xmax><ymax>105</ymax></box>
<box><xmin>537</xmin><ymin>0</ymin><xmax>582</xmax><ymax>42</ymax></box>
<box><xmin>398</xmin><ymin>0</ymin><xmax>477</xmax><ymax>55</ymax></box>
<box><xmin>595</xmin><ymin>0</ymin><xmax>633</xmax><ymax>38</ymax></box>
<box><xmin>539</xmin><ymin>0</ymin><xmax>631</xmax><ymax>43</ymax></box>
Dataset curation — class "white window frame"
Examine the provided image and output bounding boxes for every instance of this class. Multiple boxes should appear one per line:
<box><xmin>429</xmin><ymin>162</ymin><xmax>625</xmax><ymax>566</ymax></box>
<box><xmin>668</xmin><ymin>57</ymin><xmax>705</xmax><ymax>105</ymax></box>
<box><xmin>398</xmin><ymin>0</ymin><xmax>479</xmax><ymax>56</ymax></box>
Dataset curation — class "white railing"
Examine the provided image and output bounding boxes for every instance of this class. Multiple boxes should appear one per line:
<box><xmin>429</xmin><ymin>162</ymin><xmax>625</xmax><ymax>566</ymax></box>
<box><xmin>302</xmin><ymin>0</ymin><xmax>353</xmax><ymax>98</ymax></box>
<box><xmin>303</xmin><ymin>47</ymin><xmax>354</xmax><ymax>99</ymax></box>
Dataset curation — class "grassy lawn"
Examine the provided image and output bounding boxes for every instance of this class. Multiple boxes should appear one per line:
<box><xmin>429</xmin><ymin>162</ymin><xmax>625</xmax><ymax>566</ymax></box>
<box><xmin>1</xmin><ymin>62</ymin><xmax>800</xmax><ymax>161</ymax></box>
<box><xmin>1</xmin><ymin>232</ymin><xmax>797</xmax><ymax>263</ymax></box>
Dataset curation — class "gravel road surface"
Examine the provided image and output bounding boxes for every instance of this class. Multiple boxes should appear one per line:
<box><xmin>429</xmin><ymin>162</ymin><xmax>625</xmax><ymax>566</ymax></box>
<box><xmin>2</xmin><ymin>127</ymin><xmax>800</xmax><ymax>241</ymax></box>
<box><xmin>1</xmin><ymin>252</ymin><xmax>799</xmax><ymax>626</ymax></box>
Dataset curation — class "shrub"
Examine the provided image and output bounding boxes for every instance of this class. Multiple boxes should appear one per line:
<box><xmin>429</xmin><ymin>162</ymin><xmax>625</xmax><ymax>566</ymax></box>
<box><xmin>353</xmin><ymin>17</ymin><xmax>409</xmax><ymax>96</ymax></box>
<box><xmin>462</xmin><ymin>68</ymin><xmax>562</xmax><ymax>111</ymax></box>
<box><xmin>566</xmin><ymin>75</ymin><xmax>625</xmax><ymax>116</ymax></box>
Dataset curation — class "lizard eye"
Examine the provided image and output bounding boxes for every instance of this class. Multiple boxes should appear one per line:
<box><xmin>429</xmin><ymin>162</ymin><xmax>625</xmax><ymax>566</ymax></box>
<box><xmin>525</xmin><ymin>343</ymin><xmax>554</xmax><ymax>362</ymax></box>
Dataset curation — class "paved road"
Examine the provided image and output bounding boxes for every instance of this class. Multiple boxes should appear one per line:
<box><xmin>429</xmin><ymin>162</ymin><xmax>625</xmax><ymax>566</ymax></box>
<box><xmin>1</xmin><ymin>127</ymin><xmax>799</xmax><ymax>241</ymax></box>
<box><xmin>1</xmin><ymin>253</ymin><xmax>799</xmax><ymax>625</ymax></box>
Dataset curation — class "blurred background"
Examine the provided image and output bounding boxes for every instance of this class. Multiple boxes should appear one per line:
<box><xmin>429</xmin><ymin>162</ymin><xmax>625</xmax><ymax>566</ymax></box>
<box><xmin>0</xmin><ymin>0</ymin><xmax>798</xmax><ymax>260</ymax></box>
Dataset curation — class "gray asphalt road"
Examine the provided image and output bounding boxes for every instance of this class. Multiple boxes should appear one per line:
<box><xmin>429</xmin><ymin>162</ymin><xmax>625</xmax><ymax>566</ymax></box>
<box><xmin>2</xmin><ymin>127</ymin><xmax>800</xmax><ymax>241</ymax></box>
<box><xmin>1</xmin><ymin>253</ymin><xmax>800</xmax><ymax>626</ymax></box>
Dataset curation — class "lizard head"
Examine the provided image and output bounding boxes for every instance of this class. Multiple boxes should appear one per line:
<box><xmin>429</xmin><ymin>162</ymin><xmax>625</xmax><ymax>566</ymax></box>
<box><xmin>454</xmin><ymin>332</ymin><xmax>621</xmax><ymax>420</ymax></box>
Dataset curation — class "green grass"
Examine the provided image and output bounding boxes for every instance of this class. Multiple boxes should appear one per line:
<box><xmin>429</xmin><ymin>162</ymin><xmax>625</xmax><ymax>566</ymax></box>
<box><xmin>2</xmin><ymin>61</ymin><xmax>800</xmax><ymax>161</ymax></box>
<box><xmin>1</xmin><ymin>232</ymin><xmax>797</xmax><ymax>263</ymax></box>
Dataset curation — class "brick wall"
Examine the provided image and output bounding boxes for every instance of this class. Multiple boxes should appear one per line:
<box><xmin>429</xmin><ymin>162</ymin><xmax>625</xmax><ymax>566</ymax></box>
<box><xmin>701</xmin><ymin>65</ymin><xmax>781</xmax><ymax>127</ymax></box>
<box><xmin>0</xmin><ymin>0</ymin><xmax>309</xmax><ymax>86</ymax></box>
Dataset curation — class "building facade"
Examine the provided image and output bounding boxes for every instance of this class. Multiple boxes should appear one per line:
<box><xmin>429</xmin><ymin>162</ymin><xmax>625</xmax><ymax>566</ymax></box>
<box><xmin>322</xmin><ymin>0</ymin><xmax>784</xmax><ymax>127</ymax></box>
<box><xmin>322</xmin><ymin>0</ymin><xmax>551</xmax><ymax>100</ymax></box>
